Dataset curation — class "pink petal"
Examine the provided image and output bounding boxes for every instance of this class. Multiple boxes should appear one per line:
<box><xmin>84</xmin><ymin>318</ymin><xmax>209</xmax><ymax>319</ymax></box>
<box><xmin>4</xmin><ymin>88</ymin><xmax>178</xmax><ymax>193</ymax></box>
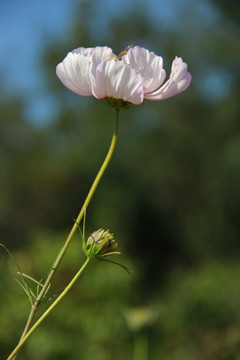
<box><xmin>145</xmin><ymin>57</ymin><xmax>192</xmax><ymax>100</ymax></box>
<box><xmin>89</xmin><ymin>46</ymin><xmax>116</xmax><ymax>95</ymax></box>
<box><xmin>56</xmin><ymin>46</ymin><xmax>116</xmax><ymax>97</ymax></box>
<box><xmin>91</xmin><ymin>46</ymin><xmax>116</xmax><ymax>67</ymax></box>
<box><xmin>56</xmin><ymin>52</ymin><xmax>93</xmax><ymax>96</ymax></box>
<box><xmin>94</xmin><ymin>60</ymin><xmax>144</xmax><ymax>105</ymax></box>
<box><xmin>122</xmin><ymin>46</ymin><xmax>166</xmax><ymax>94</ymax></box>
<box><xmin>72</xmin><ymin>47</ymin><xmax>95</xmax><ymax>56</ymax></box>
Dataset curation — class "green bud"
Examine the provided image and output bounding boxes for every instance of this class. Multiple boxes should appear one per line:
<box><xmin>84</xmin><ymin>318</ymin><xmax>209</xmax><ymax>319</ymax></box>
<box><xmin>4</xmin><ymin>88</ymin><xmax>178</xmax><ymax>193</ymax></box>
<box><xmin>83</xmin><ymin>229</ymin><xmax>119</xmax><ymax>259</ymax></box>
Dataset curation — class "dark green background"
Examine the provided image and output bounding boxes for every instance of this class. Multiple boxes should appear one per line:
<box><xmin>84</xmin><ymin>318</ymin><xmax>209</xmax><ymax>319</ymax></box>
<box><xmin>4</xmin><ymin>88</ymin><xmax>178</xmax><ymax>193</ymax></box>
<box><xmin>1</xmin><ymin>0</ymin><xmax>240</xmax><ymax>359</ymax></box>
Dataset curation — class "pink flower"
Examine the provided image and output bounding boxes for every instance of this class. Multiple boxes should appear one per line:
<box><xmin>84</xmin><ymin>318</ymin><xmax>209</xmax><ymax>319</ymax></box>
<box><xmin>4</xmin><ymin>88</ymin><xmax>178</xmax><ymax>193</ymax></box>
<box><xmin>56</xmin><ymin>45</ymin><xmax>192</xmax><ymax>106</ymax></box>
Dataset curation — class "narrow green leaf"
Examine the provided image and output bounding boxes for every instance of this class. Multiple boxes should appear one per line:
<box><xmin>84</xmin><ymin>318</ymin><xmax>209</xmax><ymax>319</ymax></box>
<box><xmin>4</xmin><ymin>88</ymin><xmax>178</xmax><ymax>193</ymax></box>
<box><xmin>17</xmin><ymin>272</ymin><xmax>44</xmax><ymax>288</ymax></box>
<box><xmin>14</xmin><ymin>278</ymin><xmax>32</xmax><ymax>302</ymax></box>
<box><xmin>100</xmin><ymin>251</ymin><xmax>122</xmax><ymax>257</ymax></box>
<box><xmin>0</xmin><ymin>243</ymin><xmax>31</xmax><ymax>296</ymax></box>
<box><xmin>100</xmin><ymin>258</ymin><xmax>132</xmax><ymax>274</ymax></box>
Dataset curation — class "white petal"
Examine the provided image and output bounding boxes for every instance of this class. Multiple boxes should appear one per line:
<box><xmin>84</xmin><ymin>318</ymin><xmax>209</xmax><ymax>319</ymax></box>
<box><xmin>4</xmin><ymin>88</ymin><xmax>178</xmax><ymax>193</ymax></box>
<box><xmin>89</xmin><ymin>46</ymin><xmax>116</xmax><ymax>95</ymax></box>
<box><xmin>122</xmin><ymin>46</ymin><xmax>166</xmax><ymax>93</ymax></box>
<box><xmin>95</xmin><ymin>60</ymin><xmax>144</xmax><ymax>104</ymax></box>
<box><xmin>56</xmin><ymin>52</ymin><xmax>93</xmax><ymax>96</ymax></box>
<box><xmin>72</xmin><ymin>47</ymin><xmax>95</xmax><ymax>56</ymax></box>
<box><xmin>91</xmin><ymin>46</ymin><xmax>116</xmax><ymax>67</ymax></box>
<box><xmin>145</xmin><ymin>57</ymin><xmax>192</xmax><ymax>100</ymax></box>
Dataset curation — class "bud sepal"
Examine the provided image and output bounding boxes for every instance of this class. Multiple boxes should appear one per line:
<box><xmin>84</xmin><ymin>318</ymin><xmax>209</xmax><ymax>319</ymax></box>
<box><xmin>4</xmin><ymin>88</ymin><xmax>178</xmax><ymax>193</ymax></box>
<box><xmin>82</xmin><ymin>228</ymin><xmax>132</xmax><ymax>273</ymax></box>
<box><xmin>83</xmin><ymin>228</ymin><xmax>120</xmax><ymax>259</ymax></box>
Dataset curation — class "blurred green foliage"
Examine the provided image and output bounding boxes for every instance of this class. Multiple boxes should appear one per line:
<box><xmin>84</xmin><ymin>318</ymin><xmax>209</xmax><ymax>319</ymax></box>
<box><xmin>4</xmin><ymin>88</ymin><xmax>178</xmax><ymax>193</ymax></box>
<box><xmin>1</xmin><ymin>0</ymin><xmax>240</xmax><ymax>358</ymax></box>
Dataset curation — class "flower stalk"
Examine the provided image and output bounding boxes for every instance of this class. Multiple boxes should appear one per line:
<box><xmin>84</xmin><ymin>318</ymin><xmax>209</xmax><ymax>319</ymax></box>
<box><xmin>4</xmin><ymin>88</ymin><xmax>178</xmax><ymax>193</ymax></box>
<box><xmin>8</xmin><ymin>43</ymin><xmax>192</xmax><ymax>359</ymax></box>
<box><xmin>7</xmin><ymin>258</ymin><xmax>90</xmax><ymax>360</ymax></box>
<box><xmin>133</xmin><ymin>333</ymin><xmax>148</xmax><ymax>360</ymax></box>
<box><xmin>34</xmin><ymin>108</ymin><xmax>119</xmax><ymax>306</ymax></box>
<box><xmin>10</xmin><ymin>108</ymin><xmax>120</xmax><ymax>359</ymax></box>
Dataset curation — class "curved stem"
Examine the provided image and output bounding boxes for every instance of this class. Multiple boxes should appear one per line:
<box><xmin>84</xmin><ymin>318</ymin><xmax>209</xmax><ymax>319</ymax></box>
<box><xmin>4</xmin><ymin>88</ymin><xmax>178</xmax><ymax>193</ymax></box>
<box><xmin>35</xmin><ymin>109</ymin><xmax>119</xmax><ymax>306</ymax></box>
<box><xmin>7</xmin><ymin>258</ymin><xmax>90</xmax><ymax>360</ymax></box>
<box><xmin>10</xmin><ymin>108</ymin><xmax>120</xmax><ymax>359</ymax></box>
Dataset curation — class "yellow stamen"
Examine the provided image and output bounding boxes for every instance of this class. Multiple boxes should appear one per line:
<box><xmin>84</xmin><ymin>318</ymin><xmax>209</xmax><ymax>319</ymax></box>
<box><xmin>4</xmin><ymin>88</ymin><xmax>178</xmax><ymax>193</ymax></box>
<box><xmin>107</xmin><ymin>56</ymin><xmax>119</xmax><ymax>61</ymax></box>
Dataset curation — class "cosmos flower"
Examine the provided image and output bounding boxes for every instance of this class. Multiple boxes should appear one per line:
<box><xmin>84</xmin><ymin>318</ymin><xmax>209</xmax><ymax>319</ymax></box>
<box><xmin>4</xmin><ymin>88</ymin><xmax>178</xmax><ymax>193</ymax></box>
<box><xmin>56</xmin><ymin>45</ymin><xmax>192</xmax><ymax>106</ymax></box>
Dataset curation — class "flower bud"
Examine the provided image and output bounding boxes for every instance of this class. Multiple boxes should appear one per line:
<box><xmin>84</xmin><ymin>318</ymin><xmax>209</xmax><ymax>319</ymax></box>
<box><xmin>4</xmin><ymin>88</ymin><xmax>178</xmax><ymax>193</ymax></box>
<box><xmin>83</xmin><ymin>228</ymin><xmax>119</xmax><ymax>259</ymax></box>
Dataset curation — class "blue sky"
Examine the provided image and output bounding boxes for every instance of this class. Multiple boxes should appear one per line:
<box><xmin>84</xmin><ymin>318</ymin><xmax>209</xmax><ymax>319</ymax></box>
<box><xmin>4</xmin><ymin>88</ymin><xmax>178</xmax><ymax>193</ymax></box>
<box><xmin>0</xmin><ymin>0</ymin><xmax>229</xmax><ymax>125</ymax></box>
<box><xmin>0</xmin><ymin>0</ymin><xmax>74</xmax><ymax>92</ymax></box>
<box><xmin>0</xmin><ymin>0</ymin><xmax>78</xmax><ymax>124</ymax></box>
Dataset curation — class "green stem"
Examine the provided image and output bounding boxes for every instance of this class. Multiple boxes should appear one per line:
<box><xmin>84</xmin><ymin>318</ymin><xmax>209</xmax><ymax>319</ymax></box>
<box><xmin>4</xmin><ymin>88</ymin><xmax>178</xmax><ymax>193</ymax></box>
<box><xmin>133</xmin><ymin>333</ymin><xmax>148</xmax><ymax>360</ymax></box>
<box><xmin>10</xmin><ymin>108</ymin><xmax>120</xmax><ymax>359</ymax></box>
<box><xmin>11</xmin><ymin>308</ymin><xmax>38</xmax><ymax>360</ymax></box>
<box><xmin>18</xmin><ymin>306</ymin><xmax>37</xmax><ymax>341</ymax></box>
<box><xmin>35</xmin><ymin>108</ymin><xmax>119</xmax><ymax>306</ymax></box>
<box><xmin>7</xmin><ymin>258</ymin><xmax>90</xmax><ymax>360</ymax></box>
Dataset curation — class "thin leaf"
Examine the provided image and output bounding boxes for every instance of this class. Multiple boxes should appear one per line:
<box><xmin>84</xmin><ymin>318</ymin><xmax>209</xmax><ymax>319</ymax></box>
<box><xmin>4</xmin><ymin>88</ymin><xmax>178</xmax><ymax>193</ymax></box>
<box><xmin>41</xmin><ymin>282</ymin><xmax>51</xmax><ymax>301</ymax></box>
<box><xmin>75</xmin><ymin>209</ymin><xmax>87</xmax><ymax>246</ymax></box>
<box><xmin>29</xmin><ymin>286</ymin><xmax>37</xmax><ymax>300</ymax></box>
<box><xmin>41</xmin><ymin>286</ymin><xmax>62</xmax><ymax>305</ymax></box>
<box><xmin>100</xmin><ymin>251</ymin><xmax>122</xmax><ymax>257</ymax></box>
<box><xmin>100</xmin><ymin>258</ymin><xmax>133</xmax><ymax>274</ymax></box>
<box><xmin>14</xmin><ymin>278</ymin><xmax>32</xmax><ymax>302</ymax></box>
<box><xmin>17</xmin><ymin>272</ymin><xmax>44</xmax><ymax>288</ymax></box>
<box><xmin>36</xmin><ymin>279</ymin><xmax>43</xmax><ymax>297</ymax></box>
<box><xmin>0</xmin><ymin>243</ymin><xmax>31</xmax><ymax>296</ymax></box>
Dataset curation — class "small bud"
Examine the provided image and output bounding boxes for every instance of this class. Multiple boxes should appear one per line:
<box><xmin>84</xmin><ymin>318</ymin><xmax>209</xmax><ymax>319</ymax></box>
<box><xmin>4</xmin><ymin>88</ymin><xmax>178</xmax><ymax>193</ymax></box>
<box><xmin>83</xmin><ymin>228</ymin><xmax>119</xmax><ymax>259</ymax></box>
